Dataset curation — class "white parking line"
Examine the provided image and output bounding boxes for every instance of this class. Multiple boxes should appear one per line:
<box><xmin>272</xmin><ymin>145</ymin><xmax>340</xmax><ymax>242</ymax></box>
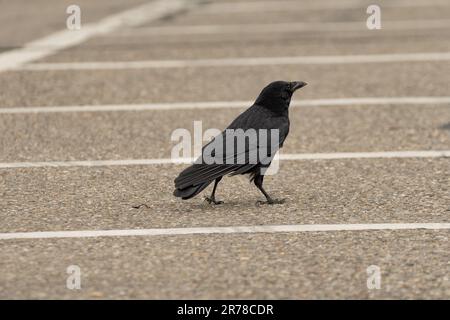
<box><xmin>0</xmin><ymin>0</ymin><xmax>196</xmax><ymax>73</ymax></box>
<box><xmin>1</xmin><ymin>97</ymin><xmax>449</xmax><ymax>114</ymax></box>
<box><xmin>0</xmin><ymin>151</ymin><xmax>449</xmax><ymax>169</ymax></box>
<box><xmin>112</xmin><ymin>20</ymin><xmax>450</xmax><ymax>36</ymax></box>
<box><xmin>1</xmin><ymin>223</ymin><xmax>450</xmax><ymax>240</ymax></box>
<box><xmin>200</xmin><ymin>0</ymin><xmax>450</xmax><ymax>14</ymax></box>
<box><xmin>19</xmin><ymin>52</ymin><xmax>450</xmax><ymax>71</ymax></box>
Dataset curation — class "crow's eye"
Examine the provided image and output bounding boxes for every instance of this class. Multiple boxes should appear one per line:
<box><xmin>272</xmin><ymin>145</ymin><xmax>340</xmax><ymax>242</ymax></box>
<box><xmin>281</xmin><ymin>89</ymin><xmax>290</xmax><ymax>100</ymax></box>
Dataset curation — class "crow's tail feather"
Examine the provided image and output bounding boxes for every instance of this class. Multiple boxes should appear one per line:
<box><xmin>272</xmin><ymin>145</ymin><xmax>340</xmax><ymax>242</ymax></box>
<box><xmin>173</xmin><ymin>162</ymin><xmax>255</xmax><ymax>200</ymax></box>
<box><xmin>173</xmin><ymin>181</ymin><xmax>211</xmax><ymax>200</ymax></box>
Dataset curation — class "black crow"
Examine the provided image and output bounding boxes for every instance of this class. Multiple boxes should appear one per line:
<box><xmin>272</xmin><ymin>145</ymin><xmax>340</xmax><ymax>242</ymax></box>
<box><xmin>173</xmin><ymin>80</ymin><xmax>307</xmax><ymax>205</ymax></box>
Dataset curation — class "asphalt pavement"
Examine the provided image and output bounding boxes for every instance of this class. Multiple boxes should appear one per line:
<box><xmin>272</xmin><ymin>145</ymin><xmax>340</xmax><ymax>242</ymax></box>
<box><xmin>0</xmin><ymin>0</ymin><xmax>449</xmax><ymax>299</ymax></box>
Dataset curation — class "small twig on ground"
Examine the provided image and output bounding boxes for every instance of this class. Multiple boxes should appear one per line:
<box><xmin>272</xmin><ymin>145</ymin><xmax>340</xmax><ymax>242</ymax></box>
<box><xmin>132</xmin><ymin>204</ymin><xmax>150</xmax><ymax>209</ymax></box>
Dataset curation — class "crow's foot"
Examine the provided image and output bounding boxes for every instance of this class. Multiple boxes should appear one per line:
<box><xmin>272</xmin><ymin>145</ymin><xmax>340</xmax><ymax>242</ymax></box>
<box><xmin>205</xmin><ymin>197</ymin><xmax>224</xmax><ymax>205</ymax></box>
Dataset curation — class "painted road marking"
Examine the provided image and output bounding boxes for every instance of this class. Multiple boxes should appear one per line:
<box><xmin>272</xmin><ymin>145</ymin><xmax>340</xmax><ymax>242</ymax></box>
<box><xmin>19</xmin><ymin>52</ymin><xmax>450</xmax><ymax>71</ymax></box>
<box><xmin>0</xmin><ymin>150</ymin><xmax>449</xmax><ymax>169</ymax></box>
<box><xmin>1</xmin><ymin>223</ymin><xmax>450</xmax><ymax>240</ymax></box>
<box><xmin>1</xmin><ymin>97</ymin><xmax>449</xmax><ymax>114</ymax></box>
<box><xmin>200</xmin><ymin>0</ymin><xmax>450</xmax><ymax>14</ymax></box>
<box><xmin>112</xmin><ymin>20</ymin><xmax>450</xmax><ymax>36</ymax></box>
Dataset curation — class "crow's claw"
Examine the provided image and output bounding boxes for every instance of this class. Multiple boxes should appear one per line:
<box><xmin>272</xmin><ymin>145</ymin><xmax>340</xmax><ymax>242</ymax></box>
<box><xmin>205</xmin><ymin>197</ymin><xmax>224</xmax><ymax>205</ymax></box>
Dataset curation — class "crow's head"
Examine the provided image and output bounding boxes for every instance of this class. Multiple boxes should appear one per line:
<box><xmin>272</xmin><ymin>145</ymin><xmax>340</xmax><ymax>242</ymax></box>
<box><xmin>255</xmin><ymin>80</ymin><xmax>307</xmax><ymax>112</ymax></box>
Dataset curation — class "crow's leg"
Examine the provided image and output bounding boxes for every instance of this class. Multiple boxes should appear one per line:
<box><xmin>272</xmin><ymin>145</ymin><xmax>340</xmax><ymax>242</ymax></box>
<box><xmin>205</xmin><ymin>177</ymin><xmax>224</xmax><ymax>205</ymax></box>
<box><xmin>254</xmin><ymin>174</ymin><xmax>285</xmax><ymax>205</ymax></box>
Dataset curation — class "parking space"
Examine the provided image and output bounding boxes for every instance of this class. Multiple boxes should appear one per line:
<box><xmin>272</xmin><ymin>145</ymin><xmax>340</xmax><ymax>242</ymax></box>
<box><xmin>0</xmin><ymin>104</ymin><xmax>449</xmax><ymax>162</ymax></box>
<box><xmin>0</xmin><ymin>0</ymin><xmax>449</xmax><ymax>299</ymax></box>
<box><xmin>1</xmin><ymin>61</ymin><xmax>449</xmax><ymax>107</ymax></box>
<box><xmin>0</xmin><ymin>230</ymin><xmax>449</xmax><ymax>299</ymax></box>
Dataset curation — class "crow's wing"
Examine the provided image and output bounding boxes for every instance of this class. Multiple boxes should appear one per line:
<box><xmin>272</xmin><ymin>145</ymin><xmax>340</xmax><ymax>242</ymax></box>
<box><xmin>174</xmin><ymin>106</ymin><xmax>289</xmax><ymax>189</ymax></box>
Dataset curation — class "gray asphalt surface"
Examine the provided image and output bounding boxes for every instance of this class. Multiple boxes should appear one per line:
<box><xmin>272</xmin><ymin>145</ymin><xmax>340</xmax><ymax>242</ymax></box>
<box><xmin>1</xmin><ymin>62</ymin><xmax>448</xmax><ymax>107</ymax></box>
<box><xmin>1</xmin><ymin>159</ymin><xmax>450</xmax><ymax>233</ymax></box>
<box><xmin>40</xmin><ymin>31</ymin><xmax>450</xmax><ymax>61</ymax></box>
<box><xmin>0</xmin><ymin>0</ymin><xmax>449</xmax><ymax>299</ymax></box>
<box><xmin>147</xmin><ymin>5</ymin><xmax>450</xmax><ymax>26</ymax></box>
<box><xmin>1</xmin><ymin>105</ymin><xmax>449</xmax><ymax>162</ymax></box>
<box><xmin>1</xmin><ymin>231</ymin><xmax>450</xmax><ymax>299</ymax></box>
<box><xmin>0</xmin><ymin>0</ymin><xmax>151</xmax><ymax>48</ymax></box>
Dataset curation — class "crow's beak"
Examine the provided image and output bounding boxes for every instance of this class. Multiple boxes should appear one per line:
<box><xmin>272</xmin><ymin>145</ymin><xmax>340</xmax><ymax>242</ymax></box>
<box><xmin>290</xmin><ymin>81</ymin><xmax>308</xmax><ymax>92</ymax></box>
